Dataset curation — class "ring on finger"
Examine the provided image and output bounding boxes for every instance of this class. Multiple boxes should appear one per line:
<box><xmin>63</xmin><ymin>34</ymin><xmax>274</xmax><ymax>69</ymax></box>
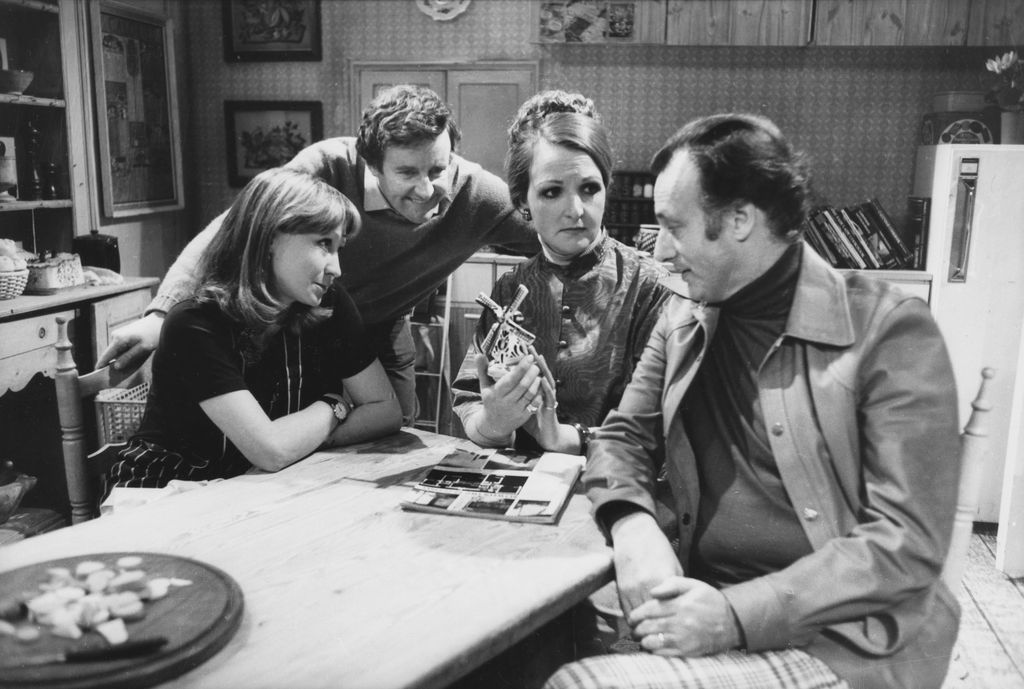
<box><xmin>657</xmin><ymin>632</ymin><xmax>667</xmax><ymax>648</ymax></box>
<box><xmin>526</xmin><ymin>403</ymin><xmax>539</xmax><ymax>414</ymax></box>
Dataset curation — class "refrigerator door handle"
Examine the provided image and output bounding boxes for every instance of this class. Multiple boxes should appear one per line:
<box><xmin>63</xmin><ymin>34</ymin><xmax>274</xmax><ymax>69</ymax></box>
<box><xmin>948</xmin><ymin>158</ymin><xmax>979</xmax><ymax>283</ymax></box>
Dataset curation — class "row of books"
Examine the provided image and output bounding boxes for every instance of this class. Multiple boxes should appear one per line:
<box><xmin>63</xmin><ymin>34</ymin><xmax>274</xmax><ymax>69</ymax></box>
<box><xmin>803</xmin><ymin>198</ymin><xmax>928</xmax><ymax>271</ymax></box>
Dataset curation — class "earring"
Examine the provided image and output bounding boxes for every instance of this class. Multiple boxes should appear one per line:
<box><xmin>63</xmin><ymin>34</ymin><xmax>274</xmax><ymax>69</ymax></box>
<box><xmin>520</xmin><ymin>208</ymin><xmax>532</xmax><ymax>221</ymax></box>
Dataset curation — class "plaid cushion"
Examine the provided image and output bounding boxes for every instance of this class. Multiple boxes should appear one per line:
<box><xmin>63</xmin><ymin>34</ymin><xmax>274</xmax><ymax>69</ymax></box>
<box><xmin>543</xmin><ymin>648</ymin><xmax>849</xmax><ymax>689</ymax></box>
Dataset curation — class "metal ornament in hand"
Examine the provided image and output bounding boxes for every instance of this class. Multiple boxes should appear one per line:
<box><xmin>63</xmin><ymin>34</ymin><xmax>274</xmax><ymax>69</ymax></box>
<box><xmin>475</xmin><ymin>284</ymin><xmax>535</xmax><ymax>380</ymax></box>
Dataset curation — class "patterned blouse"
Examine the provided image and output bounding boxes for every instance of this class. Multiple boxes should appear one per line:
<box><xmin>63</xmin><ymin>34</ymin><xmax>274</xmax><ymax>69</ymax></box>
<box><xmin>452</xmin><ymin>234</ymin><xmax>673</xmax><ymax>448</ymax></box>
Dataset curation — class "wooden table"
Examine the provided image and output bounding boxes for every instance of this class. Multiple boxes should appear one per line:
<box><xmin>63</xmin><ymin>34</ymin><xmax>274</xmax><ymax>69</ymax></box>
<box><xmin>0</xmin><ymin>430</ymin><xmax>613</xmax><ymax>689</ymax></box>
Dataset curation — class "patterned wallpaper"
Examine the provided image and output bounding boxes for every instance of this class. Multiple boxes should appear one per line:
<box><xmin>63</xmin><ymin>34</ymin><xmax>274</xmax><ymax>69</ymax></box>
<box><xmin>180</xmin><ymin>0</ymin><xmax>994</xmax><ymax>234</ymax></box>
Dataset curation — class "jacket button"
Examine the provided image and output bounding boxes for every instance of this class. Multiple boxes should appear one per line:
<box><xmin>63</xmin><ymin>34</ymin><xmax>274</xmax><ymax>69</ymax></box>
<box><xmin>681</xmin><ymin>513</ymin><xmax>692</xmax><ymax>525</ymax></box>
<box><xmin>558</xmin><ymin>340</ymin><xmax>568</xmax><ymax>348</ymax></box>
<box><xmin>771</xmin><ymin>423</ymin><xmax>784</xmax><ymax>436</ymax></box>
<box><xmin>561</xmin><ymin>305</ymin><xmax>571</xmax><ymax>316</ymax></box>
<box><xmin>802</xmin><ymin>507</ymin><xmax>819</xmax><ymax>521</ymax></box>
<box><xmin>555</xmin><ymin>379</ymin><xmax>562</xmax><ymax>385</ymax></box>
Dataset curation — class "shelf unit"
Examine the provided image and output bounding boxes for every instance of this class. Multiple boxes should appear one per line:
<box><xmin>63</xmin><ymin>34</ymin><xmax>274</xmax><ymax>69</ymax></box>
<box><xmin>0</xmin><ymin>0</ymin><xmax>91</xmax><ymax>255</ymax></box>
<box><xmin>0</xmin><ymin>0</ymin><xmax>121</xmax><ymax>520</ymax></box>
<box><xmin>605</xmin><ymin>170</ymin><xmax>655</xmax><ymax>247</ymax></box>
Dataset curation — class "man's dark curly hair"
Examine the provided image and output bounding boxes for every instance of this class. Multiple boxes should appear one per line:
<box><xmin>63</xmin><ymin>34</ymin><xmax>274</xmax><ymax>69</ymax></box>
<box><xmin>651</xmin><ymin>113</ymin><xmax>811</xmax><ymax>242</ymax></box>
<box><xmin>356</xmin><ymin>85</ymin><xmax>462</xmax><ymax>170</ymax></box>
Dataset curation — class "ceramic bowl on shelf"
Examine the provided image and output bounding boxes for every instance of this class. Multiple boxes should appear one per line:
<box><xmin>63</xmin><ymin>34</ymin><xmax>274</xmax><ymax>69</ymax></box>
<box><xmin>0</xmin><ymin>69</ymin><xmax>34</xmax><ymax>95</ymax></box>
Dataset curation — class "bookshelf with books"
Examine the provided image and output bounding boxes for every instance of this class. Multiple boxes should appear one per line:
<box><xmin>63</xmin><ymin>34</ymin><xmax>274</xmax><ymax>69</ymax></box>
<box><xmin>803</xmin><ymin>197</ymin><xmax>931</xmax><ymax>304</ymax></box>
<box><xmin>805</xmin><ymin>198</ymin><xmax>918</xmax><ymax>271</ymax></box>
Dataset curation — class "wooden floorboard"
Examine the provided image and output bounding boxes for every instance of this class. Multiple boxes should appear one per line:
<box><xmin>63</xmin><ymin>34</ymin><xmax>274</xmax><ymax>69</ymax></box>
<box><xmin>943</xmin><ymin>525</ymin><xmax>1024</xmax><ymax>688</ymax></box>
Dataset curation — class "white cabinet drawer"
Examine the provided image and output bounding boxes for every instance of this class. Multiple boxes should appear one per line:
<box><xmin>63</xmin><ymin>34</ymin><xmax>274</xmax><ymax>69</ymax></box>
<box><xmin>0</xmin><ymin>310</ymin><xmax>75</xmax><ymax>360</ymax></box>
<box><xmin>0</xmin><ymin>309</ymin><xmax>75</xmax><ymax>395</ymax></box>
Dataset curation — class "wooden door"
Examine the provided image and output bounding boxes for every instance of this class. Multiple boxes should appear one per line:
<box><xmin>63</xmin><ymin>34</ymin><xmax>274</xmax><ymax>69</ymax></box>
<box><xmin>352</xmin><ymin>63</ymin><xmax>537</xmax><ymax>180</ymax></box>
<box><xmin>903</xmin><ymin>0</ymin><xmax>969</xmax><ymax>46</ymax></box>
<box><xmin>667</xmin><ymin>0</ymin><xmax>813</xmax><ymax>46</ymax></box>
<box><xmin>447</xmin><ymin>68</ymin><xmax>536</xmax><ymax>180</ymax></box>
<box><xmin>967</xmin><ymin>0</ymin><xmax>1024</xmax><ymax>45</ymax></box>
<box><xmin>352</xmin><ymin>68</ymin><xmax>446</xmax><ymax>129</ymax></box>
<box><xmin>814</xmin><ymin>0</ymin><xmax>969</xmax><ymax>46</ymax></box>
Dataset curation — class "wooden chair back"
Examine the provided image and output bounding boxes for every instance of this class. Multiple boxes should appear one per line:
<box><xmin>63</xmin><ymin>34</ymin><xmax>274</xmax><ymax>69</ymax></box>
<box><xmin>54</xmin><ymin>316</ymin><xmax>149</xmax><ymax>524</ymax></box>
<box><xmin>943</xmin><ymin>367</ymin><xmax>996</xmax><ymax>591</ymax></box>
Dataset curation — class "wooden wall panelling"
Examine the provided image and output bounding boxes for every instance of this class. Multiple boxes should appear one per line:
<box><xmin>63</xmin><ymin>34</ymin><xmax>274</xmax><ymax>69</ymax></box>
<box><xmin>815</xmin><ymin>0</ymin><xmax>973</xmax><ymax>46</ymax></box>
<box><xmin>667</xmin><ymin>0</ymin><xmax>813</xmax><ymax>46</ymax></box>
<box><xmin>968</xmin><ymin>0</ymin><xmax>1024</xmax><ymax>45</ymax></box>
<box><xmin>633</xmin><ymin>0</ymin><xmax>668</xmax><ymax>43</ymax></box>
<box><xmin>814</xmin><ymin>0</ymin><xmax>908</xmax><ymax>45</ymax></box>
<box><xmin>903</xmin><ymin>0</ymin><xmax>969</xmax><ymax>46</ymax></box>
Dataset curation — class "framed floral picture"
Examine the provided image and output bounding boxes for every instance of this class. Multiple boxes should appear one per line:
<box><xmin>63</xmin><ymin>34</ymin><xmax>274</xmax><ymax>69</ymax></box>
<box><xmin>91</xmin><ymin>1</ymin><xmax>184</xmax><ymax>217</ymax></box>
<box><xmin>222</xmin><ymin>0</ymin><xmax>322</xmax><ymax>62</ymax></box>
<box><xmin>225</xmin><ymin>101</ymin><xmax>323</xmax><ymax>187</ymax></box>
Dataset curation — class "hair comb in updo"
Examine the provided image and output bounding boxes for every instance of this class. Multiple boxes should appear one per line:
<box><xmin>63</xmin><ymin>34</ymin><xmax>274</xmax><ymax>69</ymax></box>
<box><xmin>508</xmin><ymin>90</ymin><xmax>598</xmax><ymax>144</ymax></box>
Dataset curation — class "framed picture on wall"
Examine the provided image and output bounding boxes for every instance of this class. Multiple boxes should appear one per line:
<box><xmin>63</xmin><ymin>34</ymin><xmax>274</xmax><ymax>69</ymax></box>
<box><xmin>225</xmin><ymin>100</ymin><xmax>323</xmax><ymax>187</ymax></box>
<box><xmin>533</xmin><ymin>1</ymin><xmax>664</xmax><ymax>44</ymax></box>
<box><xmin>222</xmin><ymin>0</ymin><xmax>322</xmax><ymax>62</ymax></box>
<box><xmin>90</xmin><ymin>1</ymin><xmax>184</xmax><ymax>218</ymax></box>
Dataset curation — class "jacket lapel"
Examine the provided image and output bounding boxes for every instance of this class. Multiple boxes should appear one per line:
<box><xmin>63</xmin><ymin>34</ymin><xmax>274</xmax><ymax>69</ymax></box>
<box><xmin>661</xmin><ymin>302</ymin><xmax>716</xmax><ymax>431</ymax></box>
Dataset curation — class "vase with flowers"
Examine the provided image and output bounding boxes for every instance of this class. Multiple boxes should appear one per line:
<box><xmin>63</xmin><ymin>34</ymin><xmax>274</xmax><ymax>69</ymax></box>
<box><xmin>985</xmin><ymin>50</ymin><xmax>1024</xmax><ymax>144</ymax></box>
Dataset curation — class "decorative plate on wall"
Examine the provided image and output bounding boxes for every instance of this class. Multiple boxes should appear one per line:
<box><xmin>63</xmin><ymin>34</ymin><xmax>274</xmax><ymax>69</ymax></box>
<box><xmin>416</xmin><ymin>0</ymin><xmax>471</xmax><ymax>22</ymax></box>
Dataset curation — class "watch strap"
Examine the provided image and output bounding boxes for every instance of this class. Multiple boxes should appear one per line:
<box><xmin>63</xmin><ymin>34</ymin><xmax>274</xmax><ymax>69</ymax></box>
<box><xmin>319</xmin><ymin>394</ymin><xmax>350</xmax><ymax>423</ymax></box>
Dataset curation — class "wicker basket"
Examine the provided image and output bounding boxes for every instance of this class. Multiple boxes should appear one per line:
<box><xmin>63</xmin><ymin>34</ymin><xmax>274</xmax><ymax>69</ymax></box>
<box><xmin>95</xmin><ymin>382</ymin><xmax>150</xmax><ymax>444</ymax></box>
<box><xmin>0</xmin><ymin>269</ymin><xmax>29</xmax><ymax>300</ymax></box>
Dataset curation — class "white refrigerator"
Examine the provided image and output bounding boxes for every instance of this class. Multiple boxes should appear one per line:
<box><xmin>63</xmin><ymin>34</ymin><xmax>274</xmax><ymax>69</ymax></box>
<box><xmin>912</xmin><ymin>144</ymin><xmax>1024</xmax><ymax>530</ymax></box>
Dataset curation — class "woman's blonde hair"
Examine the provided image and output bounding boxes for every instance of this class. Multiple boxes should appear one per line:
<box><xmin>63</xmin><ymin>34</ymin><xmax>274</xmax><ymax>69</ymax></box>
<box><xmin>195</xmin><ymin>168</ymin><xmax>361</xmax><ymax>346</ymax></box>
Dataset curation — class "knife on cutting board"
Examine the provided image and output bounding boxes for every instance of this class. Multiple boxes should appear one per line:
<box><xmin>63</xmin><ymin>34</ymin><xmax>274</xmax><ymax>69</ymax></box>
<box><xmin>2</xmin><ymin>636</ymin><xmax>168</xmax><ymax>667</ymax></box>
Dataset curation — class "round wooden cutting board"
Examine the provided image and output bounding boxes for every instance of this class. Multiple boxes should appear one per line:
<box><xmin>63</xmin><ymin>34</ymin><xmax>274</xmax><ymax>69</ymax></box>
<box><xmin>0</xmin><ymin>552</ymin><xmax>244</xmax><ymax>689</ymax></box>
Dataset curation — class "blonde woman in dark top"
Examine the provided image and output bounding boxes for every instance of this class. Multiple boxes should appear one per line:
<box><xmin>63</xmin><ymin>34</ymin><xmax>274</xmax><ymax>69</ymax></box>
<box><xmin>452</xmin><ymin>91</ymin><xmax>673</xmax><ymax>454</ymax></box>
<box><xmin>108</xmin><ymin>168</ymin><xmax>400</xmax><ymax>490</ymax></box>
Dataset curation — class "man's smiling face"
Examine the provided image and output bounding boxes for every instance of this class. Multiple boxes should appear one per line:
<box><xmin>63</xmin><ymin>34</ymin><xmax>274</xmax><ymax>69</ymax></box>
<box><xmin>370</xmin><ymin>131</ymin><xmax>453</xmax><ymax>223</ymax></box>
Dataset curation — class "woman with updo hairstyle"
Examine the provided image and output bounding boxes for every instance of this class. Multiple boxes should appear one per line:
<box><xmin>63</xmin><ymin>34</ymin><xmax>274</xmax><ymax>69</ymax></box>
<box><xmin>452</xmin><ymin>90</ymin><xmax>674</xmax><ymax>455</ymax></box>
<box><xmin>107</xmin><ymin>168</ymin><xmax>400</xmax><ymax>495</ymax></box>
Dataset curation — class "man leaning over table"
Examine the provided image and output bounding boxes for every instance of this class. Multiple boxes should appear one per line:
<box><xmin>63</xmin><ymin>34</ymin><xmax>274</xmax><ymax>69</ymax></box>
<box><xmin>96</xmin><ymin>84</ymin><xmax>537</xmax><ymax>426</ymax></box>
<box><xmin>544</xmin><ymin>114</ymin><xmax>961</xmax><ymax>689</ymax></box>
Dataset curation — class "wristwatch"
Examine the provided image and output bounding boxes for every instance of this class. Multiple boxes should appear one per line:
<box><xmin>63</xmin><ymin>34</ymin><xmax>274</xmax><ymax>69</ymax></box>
<box><xmin>320</xmin><ymin>394</ymin><xmax>351</xmax><ymax>424</ymax></box>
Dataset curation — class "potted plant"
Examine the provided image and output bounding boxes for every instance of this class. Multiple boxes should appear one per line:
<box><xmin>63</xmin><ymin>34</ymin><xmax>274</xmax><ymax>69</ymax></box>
<box><xmin>985</xmin><ymin>50</ymin><xmax>1024</xmax><ymax>143</ymax></box>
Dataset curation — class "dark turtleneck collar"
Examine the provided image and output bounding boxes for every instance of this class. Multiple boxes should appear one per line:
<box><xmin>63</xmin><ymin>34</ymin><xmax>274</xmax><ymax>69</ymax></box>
<box><xmin>712</xmin><ymin>242</ymin><xmax>802</xmax><ymax>322</ymax></box>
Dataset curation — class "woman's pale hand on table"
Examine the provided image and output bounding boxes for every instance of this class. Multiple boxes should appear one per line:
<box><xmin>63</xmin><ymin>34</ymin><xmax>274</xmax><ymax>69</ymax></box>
<box><xmin>473</xmin><ymin>353</ymin><xmax>544</xmax><ymax>441</ymax></box>
<box><xmin>628</xmin><ymin>576</ymin><xmax>742</xmax><ymax>657</ymax></box>
<box><xmin>96</xmin><ymin>312</ymin><xmax>165</xmax><ymax>370</ymax></box>
<box><xmin>610</xmin><ymin>510</ymin><xmax>683</xmax><ymax>618</ymax></box>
